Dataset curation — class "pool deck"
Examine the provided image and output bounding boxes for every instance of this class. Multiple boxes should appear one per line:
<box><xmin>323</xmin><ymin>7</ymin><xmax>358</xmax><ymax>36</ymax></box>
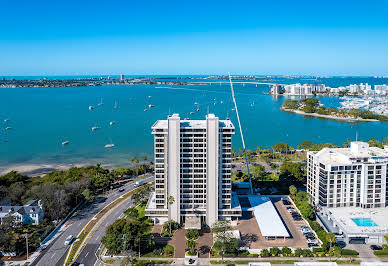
<box><xmin>323</xmin><ymin>207</ymin><xmax>388</xmax><ymax>235</ymax></box>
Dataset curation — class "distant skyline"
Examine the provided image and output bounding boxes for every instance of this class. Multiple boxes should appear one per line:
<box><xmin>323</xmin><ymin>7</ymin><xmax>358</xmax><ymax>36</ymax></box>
<box><xmin>1</xmin><ymin>0</ymin><xmax>388</xmax><ymax>76</ymax></box>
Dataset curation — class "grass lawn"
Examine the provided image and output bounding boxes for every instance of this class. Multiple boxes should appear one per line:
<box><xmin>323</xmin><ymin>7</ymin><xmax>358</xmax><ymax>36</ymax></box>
<box><xmin>136</xmin><ymin>203</ymin><xmax>146</xmax><ymax>218</ymax></box>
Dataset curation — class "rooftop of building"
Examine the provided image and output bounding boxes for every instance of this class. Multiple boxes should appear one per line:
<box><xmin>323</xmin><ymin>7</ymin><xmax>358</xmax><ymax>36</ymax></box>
<box><xmin>248</xmin><ymin>196</ymin><xmax>290</xmax><ymax>238</ymax></box>
<box><xmin>0</xmin><ymin>200</ymin><xmax>43</xmax><ymax>217</ymax></box>
<box><xmin>152</xmin><ymin>113</ymin><xmax>234</xmax><ymax>130</ymax></box>
<box><xmin>310</xmin><ymin>141</ymin><xmax>388</xmax><ymax>165</ymax></box>
<box><xmin>322</xmin><ymin>206</ymin><xmax>388</xmax><ymax>236</ymax></box>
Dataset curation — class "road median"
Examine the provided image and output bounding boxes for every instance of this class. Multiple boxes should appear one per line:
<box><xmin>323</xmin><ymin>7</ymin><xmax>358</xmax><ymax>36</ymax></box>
<box><xmin>64</xmin><ymin>181</ymin><xmax>152</xmax><ymax>265</ymax></box>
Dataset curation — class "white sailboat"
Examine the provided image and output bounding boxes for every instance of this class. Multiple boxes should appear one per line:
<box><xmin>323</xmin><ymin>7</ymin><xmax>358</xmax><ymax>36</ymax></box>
<box><xmin>91</xmin><ymin>126</ymin><xmax>100</xmax><ymax>131</ymax></box>
<box><xmin>114</xmin><ymin>101</ymin><xmax>118</xmax><ymax>109</ymax></box>
<box><xmin>89</xmin><ymin>105</ymin><xmax>94</xmax><ymax>110</ymax></box>
<box><xmin>5</xmin><ymin>126</ymin><xmax>12</xmax><ymax>130</ymax></box>
<box><xmin>4</xmin><ymin>118</ymin><xmax>9</xmax><ymax>123</ymax></box>
<box><xmin>97</xmin><ymin>98</ymin><xmax>104</xmax><ymax>106</ymax></box>
<box><xmin>105</xmin><ymin>138</ymin><xmax>115</xmax><ymax>148</ymax></box>
<box><xmin>105</xmin><ymin>143</ymin><xmax>115</xmax><ymax>148</ymax></box>
<box><xmin>62</xmin><ymin>140</ymin><xmax>70</xmax><ymax>146</ymax></box>
<box><xmin>109</xmin><ymin>121</ymin><xmax>115</xmax><ymax>126</ymax></box>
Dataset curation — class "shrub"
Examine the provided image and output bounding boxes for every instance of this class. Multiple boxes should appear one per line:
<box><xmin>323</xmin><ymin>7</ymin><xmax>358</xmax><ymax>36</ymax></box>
<box><xmin>301</xmin><ymin>249</ymin><xmax>313</xmax><ymax>257</ymax></box>
<box><xmin>260</xmin><ymin>249</ymin><xmax>270</xmax><ymax>257</ymax></box>
<box><xmin>374</xmin><ymin>250</ymin><xmax>388</xmax><ymax>256</ymax></box>
<box><xmin>312</xmin><ymin>247</ymin><xmax>324</xmax><ymax>253</ymax></box>
<box><xmin>269</xmin><ymin>247</ymin><xmax>280</xmax><ymax>256</ymax></box>
<box><xmin>185</xmin><ymin>229</ymin><xmax>199</xmax><ymax>240</ymax></box>
<box><xmin>239</xmin><ymin>250</ymin><xmax>249</xmax><ymax>256</ymax></box>
<box><xmin>294</xmin><ymin>248</ymin><xmax>303</xmax><ymax>257</ymax></box>
<box><xmin>247</xmin><ymin>253</ymin><xmax>259</xmax><ymax>257</ymax></box>
<box><xmin>281</xmin><ymin>246</ymin><xmax>292</xmax><ymax>256</ymax></box>
<box><xmin>163</xmin><ymin>245</ymin><xmax>174</xmax><ymax>256</ymax></box>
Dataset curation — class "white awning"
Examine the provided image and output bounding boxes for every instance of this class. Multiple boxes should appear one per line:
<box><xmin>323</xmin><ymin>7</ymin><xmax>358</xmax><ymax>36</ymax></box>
<box><xmin>249</xmin><ymin>196</ymin><xmax>290</xmax><ymax>238</ymax></box>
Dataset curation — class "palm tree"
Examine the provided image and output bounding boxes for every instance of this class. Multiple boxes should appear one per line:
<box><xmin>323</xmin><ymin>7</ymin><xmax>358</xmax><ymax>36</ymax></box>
<box><xmin>186</xmin><ymin>239</ymin><xmax>197</xmax><ymax>255</ymax></box>
<box><xmin>130</xmin><ymin>157</ymin><xmax>139</xmax><ymax>164</ymax></box>
<box><xmin>167</xmin><ymin>195</ymin><xmax>175</xmax><ymax>234</ymax></box>
<box><xmin>326</xmin><ymin>232</ymin><xmax>336</xmax><ymax>261</ymax></box>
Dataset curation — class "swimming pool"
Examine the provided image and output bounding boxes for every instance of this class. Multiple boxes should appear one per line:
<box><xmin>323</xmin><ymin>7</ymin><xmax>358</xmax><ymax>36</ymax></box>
<box><xmin>352</xmin><ymin>218</ymin><xmax>378</xmax><ymax>227</ymax></box>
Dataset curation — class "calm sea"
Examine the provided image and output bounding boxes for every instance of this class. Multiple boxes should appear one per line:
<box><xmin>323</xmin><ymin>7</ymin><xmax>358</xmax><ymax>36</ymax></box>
<box><xmin>0</xmin><ymin>76</ymin><xmax>387</xmax><ymax>168</ymax></box>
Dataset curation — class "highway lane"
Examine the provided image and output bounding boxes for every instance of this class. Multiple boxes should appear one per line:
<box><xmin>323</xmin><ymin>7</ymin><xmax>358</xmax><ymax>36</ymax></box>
<box><xmin>31</xmin><ymin>176</ymin><xmax>153</xmax><ymax>266</ymax></box>
<box><xmin>74</xmin><ymin>195</ymin><xmax>136</xmax><ymax>266</ymax></box>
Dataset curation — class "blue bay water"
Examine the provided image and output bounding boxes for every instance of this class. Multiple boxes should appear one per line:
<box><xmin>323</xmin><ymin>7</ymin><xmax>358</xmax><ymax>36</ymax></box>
<box><xmin>0</xmin><ymin>78</ymin><xmax>387</xmax><ymax>169</ymax></box>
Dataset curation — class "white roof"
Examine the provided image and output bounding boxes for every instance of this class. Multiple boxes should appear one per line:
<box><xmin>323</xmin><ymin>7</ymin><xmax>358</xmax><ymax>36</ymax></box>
<box><xmin>152</xmin><ymin>114</ymin><xmax>234</xmax><ymax>129</ymax></box>
<box><xmin>361</xmin><ymin>263</ymin><xmax>388</xmax><ymax>266</ymax></box>
<box><xmin>249</xmin><ymin>196</ymin><xmax>290</xmax><ymax>238</ymax></box>
<box><xmin>294</xmin><ymin>263</ymin><xmax>338</xmax><ymax>266</ymax></box>
<box><xmin>248</xmin><ymin>263</ymin><xmax>272</xmax><ymax>266</ymax></box>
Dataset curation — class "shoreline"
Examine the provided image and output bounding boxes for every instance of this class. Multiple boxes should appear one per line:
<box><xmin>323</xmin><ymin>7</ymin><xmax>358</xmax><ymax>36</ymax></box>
<box><xmin>0</xmin><ymin>162</ymin><xmax>120</xmax><ymax>177</ymax></box>
<box><xmin>280</xmin><ymin>107</ymin><xmax>379</xmax><ymax>122</ymax></box>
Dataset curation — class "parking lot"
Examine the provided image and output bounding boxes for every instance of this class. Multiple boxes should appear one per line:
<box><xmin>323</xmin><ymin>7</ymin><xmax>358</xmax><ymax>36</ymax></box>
<box><xmin>234</xmin><ymin>196</ymin><xmax>311</xmax><ymax>249</ymax></box>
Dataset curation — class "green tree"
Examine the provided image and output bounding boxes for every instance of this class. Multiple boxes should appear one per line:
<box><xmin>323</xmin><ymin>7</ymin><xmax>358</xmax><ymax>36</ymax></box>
<box><xmin>298</xmin><ymin>140</ymin><xmax>314</xmax><ymax>150</ymax></box>
<box><xmin>253</xmin><ymin>165</ymin><xmax>266</xmax><ymax>181</ymax></box>
<box><xmin>124</xmin><ymin>207</ymin><xmax>139</xmax><ymax>220</ymax></box>
<box><xmin>82</xmin><ymin>188</ymin><xmax>94</xmax><ymax>201</ymax></box>
<box><xmin>185</xmin><ymin>229</ymin><xmax>199</xmax><ymax>240</ymax></box>
<box><xmin>132</xmin><ymin>186</ymin><xmax>152</xmax><ymax>205</ymax></box>
<box><xmin>270</xmin><ymin>247</ymin><xmax>280</xmax><ymax>256</ymax></box>
<box><xmin>299</xmin><ymin>201</ymin><xmax>315</xmax><ymax>220</ymax></box>
<box><xmin>260</xmin><ymin>249</ymin><xmax>270</xmax><ymax>257</ymax></box>
<box><xmin>101</xmin><ymin>218</ymin><xmax>153</xmax><ymax>254</ymax></box>
<box><xmin>289</xmin><ymin>185</ymin><xmax>297</xmax><ymax>196</ymax></box>
<box><xmin>186</xmin><ymin>239</ymin><xmax>197</xmax><ymax>255</ymax></box>
<box><xmin>282</xmin><ymin>99</ymin><xmax>299</xmax><ymax>109</ymax></box>
<box><xmin>280</xmin><ymin>162</ymin><xmax>306</xmax><ymax>183</ymax></box>
<box><xmin>167</xmin><ymin>196</ymin><xmax>175</xmax><ymax>234</ymax></box>
<box><xmin>131</xmin><ymin>157</ymin><xmax>139</xmax><ymax>164</ymax></box>
<box><xmin>211</xmin><ymin>220</ymin><xmax>233</xmax><ymax>263</ymax></box>
<box><xmin>272</xmin><ymin>143</ymin><xmax>291</xmax><ymax>153</ymax></box>
<box><xmin>141</xmin><ymin>155</ymin><xmax>148</xmax><ymax>161</ymax></box>
<box><xmin>326</xmin><ymin>232</ymin><xmax>336</xmax><ymax>261</ymax></box>
<box><xmin>281</xmin><ymin>246</ymin><xmax>292</xmax><ymax>256</ymax></box>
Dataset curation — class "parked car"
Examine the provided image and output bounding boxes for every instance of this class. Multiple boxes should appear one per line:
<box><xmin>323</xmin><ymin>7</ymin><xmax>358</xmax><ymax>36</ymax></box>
<box><xmin>293</xmin><ymin>215</ymin><xmax>302</xmax><ymax>221</ymax></box>
<box><xmin>370</xmin><ymin>245</ymin><xmax>382</xmax><ymax>250</ymax></box>
<box><xmin>282</xmin><ymin>199</ymin><xmax>291</xmax><ymax>205</ymax></box>
<box><xmin>118</xmin><ymin>187</ymin><xmax>125</xmax><ymax>192</ymax></box>
<box><xmin>287</xmin><ymin>208</ymin><xmax>296</xmax><ymax>213</ymax></box>
<box><xmin>300</xmin><ymin>226</ymin><xmax>311</xmax><ymax>233</ymax></box>
<box><xmin>308</xmin><ymin>242</ymin><xmax>319</xmax><ymax>248</ymax></box>
<box><xmin>64</xmin><ymin>235</ymin><xmax>73</xmax><ymax>245</ymax></box>
<box><xmin>304</xmin><ymin>232</ymin><xmax>315</xmax><ymax>238</ymax></box>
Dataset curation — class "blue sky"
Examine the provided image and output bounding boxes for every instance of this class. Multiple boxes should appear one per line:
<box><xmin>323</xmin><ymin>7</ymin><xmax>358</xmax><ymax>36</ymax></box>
<box><xmin>1</xmin><ymin>0</ymin><xmax>388</xmax><ymax>76</ymax></box>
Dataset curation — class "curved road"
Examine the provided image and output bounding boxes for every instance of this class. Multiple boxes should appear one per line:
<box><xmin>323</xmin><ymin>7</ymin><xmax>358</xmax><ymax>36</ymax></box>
<box><xmin>31</xmin><ymin>176</ymin><xmax>154</xmax><ymax>266</ymax></box>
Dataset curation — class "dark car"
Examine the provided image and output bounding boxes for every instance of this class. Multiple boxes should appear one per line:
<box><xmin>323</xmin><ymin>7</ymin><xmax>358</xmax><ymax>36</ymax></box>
<box><xmin>304</xmin><ymin>232</ymin><xmax>315</xmax><ymax>238</ymax></box>
<box><xmin>293</xmin><ymin>215</ymin><xmax>302</xmax><ymax>221</ymax></box>
<box><xmin>370</xmin><ymin>245</ymin><xmax>382</xmax><ymax>250</ymax></box>
<box><xmin>282</xmin><ymin>199</ymin><xmax>291</xmax><ymax>205</ymax></box>
<box><xmin>308</xmin><ymin>243</ymin><xmax>318</xmax><ymax>247</ymax></box>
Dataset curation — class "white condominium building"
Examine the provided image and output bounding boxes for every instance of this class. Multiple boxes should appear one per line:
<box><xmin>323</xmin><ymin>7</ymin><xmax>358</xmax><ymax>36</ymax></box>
<box><xmin>307</xmin><ymin>142</ymin><xmax>388</xmax><ymax>208</ymax></box>
<box><xmin>283</xmin><ymin>83</ymin><xmax>326</xmax><ymax>95</ymax></box>
<box><xmin>145</xmin><ymin>114</ymin><xmax>242</xmax><ymax>228</ymax></box>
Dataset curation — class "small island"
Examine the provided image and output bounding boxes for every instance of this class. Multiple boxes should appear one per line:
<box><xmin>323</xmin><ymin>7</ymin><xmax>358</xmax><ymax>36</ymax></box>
<box><xmin>281</xmin><ymin>98</ymin><xmax>388</xmax><ymax>122</ymax></box>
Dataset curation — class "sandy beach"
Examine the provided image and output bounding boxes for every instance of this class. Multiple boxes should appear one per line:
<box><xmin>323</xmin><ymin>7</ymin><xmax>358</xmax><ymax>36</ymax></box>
<box><xmin>0</xmin><ymin>162</ymin><xmax>119</xmax><ymax>177</ymax></box>
<box><xmin>280</xmin><ymin>107</ymin><xmax>379</xmax><ymax>122</ymax></box>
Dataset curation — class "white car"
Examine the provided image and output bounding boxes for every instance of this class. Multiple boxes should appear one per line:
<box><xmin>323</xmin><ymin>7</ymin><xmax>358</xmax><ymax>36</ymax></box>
<box><xmin>64</xmin><ymin>235</ymin><xmax>73</xmax><ymax>245</ymax></box>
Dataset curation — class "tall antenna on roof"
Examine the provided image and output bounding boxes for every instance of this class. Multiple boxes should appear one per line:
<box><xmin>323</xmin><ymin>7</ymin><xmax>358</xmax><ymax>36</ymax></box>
<box><xmin>228</xmin><ymin>72</ymin><xmax>253</xmax><ymax>194</ymax></box>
